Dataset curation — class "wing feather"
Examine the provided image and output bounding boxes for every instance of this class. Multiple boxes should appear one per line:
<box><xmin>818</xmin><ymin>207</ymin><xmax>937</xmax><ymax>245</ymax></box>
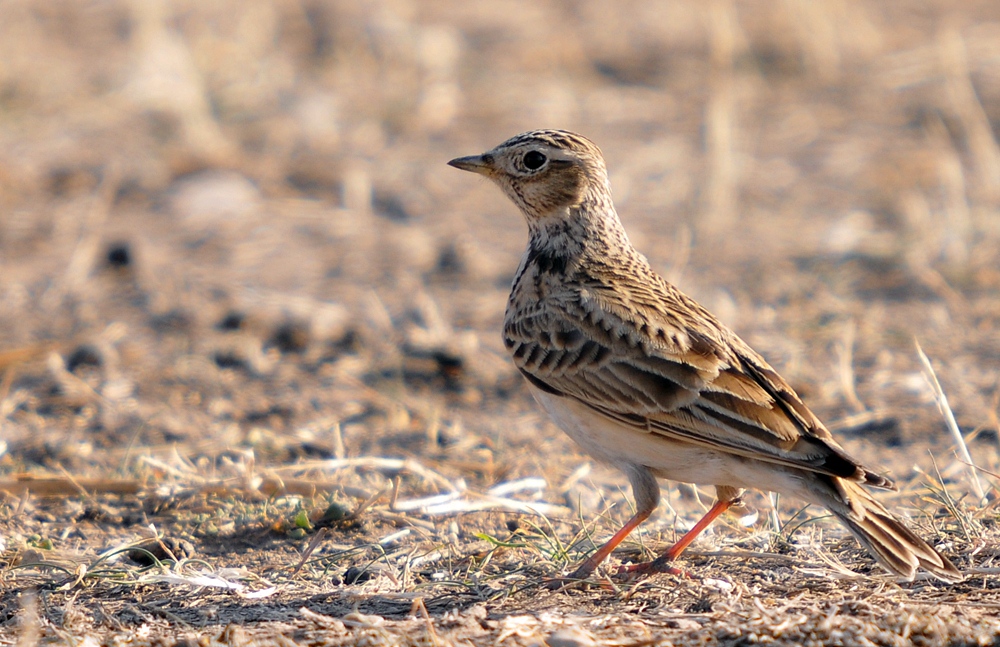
<box><xmin>505</xmin><ymin>290</ymin><xmax>879</xmax><ymax>484</ymax></box>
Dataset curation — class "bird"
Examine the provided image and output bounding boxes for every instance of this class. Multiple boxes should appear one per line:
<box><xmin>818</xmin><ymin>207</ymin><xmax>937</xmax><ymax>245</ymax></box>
<box><xmin>447</xmin><ymin>129</ymin><xmax>962</xmax><ymax>585</ymax></box>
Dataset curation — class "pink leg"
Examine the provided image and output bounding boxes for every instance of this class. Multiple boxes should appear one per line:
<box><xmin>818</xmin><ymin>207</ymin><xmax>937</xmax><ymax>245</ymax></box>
<box><xmin>544</xmin><ymin>508</ymin><xmax>652</xmax><ymax>588</ymax></box>
<box><xmin>621</xmin><ymin>498</ymin><xmax>732</xmax><ymax>575</ymax></box>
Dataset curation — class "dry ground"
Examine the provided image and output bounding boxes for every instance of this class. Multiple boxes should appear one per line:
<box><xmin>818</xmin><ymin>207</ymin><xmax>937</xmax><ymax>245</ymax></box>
<box><xmin>3</xmin><ymin>1</ymin><xmax>1000</xmax><ymax>645</ymax></box>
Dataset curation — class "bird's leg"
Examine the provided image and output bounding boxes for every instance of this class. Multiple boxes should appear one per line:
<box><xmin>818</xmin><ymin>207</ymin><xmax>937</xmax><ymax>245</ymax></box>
<box><xmin>550</xmin><ymin>508</ymin><xmax>653</xmax><ymax>586</ymax></box>
<box><xmin>621</xmin><ymin>485</ymin><xmax>746</xmax><ymax>576</ymax></box>
<box><xmin>620</xmin><ymin>498</ymin><xmax>732</xmax><ymax>575</ymax></box>
<box><xmin>545</xmin><ymin>465</ymin><xmax>659</xmax><ymax>589</ymax></box>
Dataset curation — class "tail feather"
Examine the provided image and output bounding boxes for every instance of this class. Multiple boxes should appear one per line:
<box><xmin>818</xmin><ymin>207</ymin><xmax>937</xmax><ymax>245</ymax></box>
<box><xmin>834</xmin><ymin>480</ymin><xmax>962</xmax><ymax>583</ymax></box>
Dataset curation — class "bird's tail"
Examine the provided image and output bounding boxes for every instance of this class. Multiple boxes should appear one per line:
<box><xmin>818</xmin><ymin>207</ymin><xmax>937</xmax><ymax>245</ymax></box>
<box><xmin>832</xmin><ymin>479</ymin><xmax>962</xmax><ymax>583</ymax></box>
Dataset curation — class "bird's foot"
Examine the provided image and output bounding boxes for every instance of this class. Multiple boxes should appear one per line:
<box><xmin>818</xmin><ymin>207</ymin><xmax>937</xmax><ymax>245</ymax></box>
<box><xmin>543</xmin><ymin>566</ymin><xmax>615</xmax><ymax>591</ymax></box>
<box><xmin>616</xmin><ymin>554</ymin><xmax>689</xmax><ymax>579</ymax></box>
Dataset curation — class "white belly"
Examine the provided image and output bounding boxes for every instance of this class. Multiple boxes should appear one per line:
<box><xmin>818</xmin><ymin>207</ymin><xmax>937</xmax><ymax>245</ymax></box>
<box><xmin>532</xmin><ymin>389</ymin><xmax>808</xmax><ymax>497</ymax></box>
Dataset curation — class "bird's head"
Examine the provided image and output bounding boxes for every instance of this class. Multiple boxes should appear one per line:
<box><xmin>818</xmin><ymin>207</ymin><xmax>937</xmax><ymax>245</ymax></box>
<box><xmin>448</xmin><ymin>130</ymin><xmax>610</xmax><ymax>222</ymax></box>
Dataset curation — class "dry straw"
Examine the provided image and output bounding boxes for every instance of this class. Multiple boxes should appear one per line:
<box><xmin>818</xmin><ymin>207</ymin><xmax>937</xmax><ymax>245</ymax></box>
<box><xmin>915</xmin><ymin>339</ymin><xmax>987</xmax><ymax>505</ymax></box>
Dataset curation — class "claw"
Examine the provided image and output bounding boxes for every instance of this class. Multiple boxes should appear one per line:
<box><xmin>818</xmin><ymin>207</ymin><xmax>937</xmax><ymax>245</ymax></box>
<box><xmin>542</xmin><ymin>576</ymin><xmax>577</xmax><ymax>591</ymax></box>
<box><xmin>616</xmin><ymin>559</ymin><xmax>688</xmax><ymax>579</ymax></box>
<box><xmin>543</xmin><ymin>571</ymin><xmax>615</xmax><ymax>592</ymax></box>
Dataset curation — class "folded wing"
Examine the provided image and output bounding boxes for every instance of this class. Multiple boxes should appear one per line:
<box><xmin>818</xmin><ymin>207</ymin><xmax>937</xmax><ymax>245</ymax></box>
<box><xmin>504</xmin><ymin>287</ymin><xmax>891</xmax><ymax>489</ymax></box>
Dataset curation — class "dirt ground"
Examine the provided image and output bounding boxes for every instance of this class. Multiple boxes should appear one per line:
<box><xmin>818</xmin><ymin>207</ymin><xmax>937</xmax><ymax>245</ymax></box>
<box><xmin>3</xmin><ymin>1</ymin><xmax>1000</xmax><ymax>645</ymax></box>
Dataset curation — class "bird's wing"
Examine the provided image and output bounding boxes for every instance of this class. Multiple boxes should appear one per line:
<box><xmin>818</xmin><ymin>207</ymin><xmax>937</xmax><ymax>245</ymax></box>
<box><xmin>504</xmin><ymin>284</ymin><xmax>890</xmax><ymax>488</ymax></box>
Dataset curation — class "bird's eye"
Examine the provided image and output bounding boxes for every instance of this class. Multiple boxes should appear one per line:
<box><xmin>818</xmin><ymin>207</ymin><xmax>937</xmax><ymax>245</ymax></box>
<box><xmin>523</xmin><ymin>150</ymin><xmax>547</xmax><ymax>170</ymax></box>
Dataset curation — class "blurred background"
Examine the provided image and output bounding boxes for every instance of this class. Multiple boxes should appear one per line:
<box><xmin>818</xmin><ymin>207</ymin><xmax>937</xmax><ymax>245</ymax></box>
<box><xmin>1</xmin><ymin>0</ymin><xmax>999</xmax><ymax>505</ymax></box>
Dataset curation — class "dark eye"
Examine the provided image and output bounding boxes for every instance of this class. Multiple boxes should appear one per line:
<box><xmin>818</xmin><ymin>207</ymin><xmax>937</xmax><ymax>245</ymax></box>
<box><xmin>523</xmin><ymin>150</ymin><xmax>547</xmax><ymax>170</ymax></box>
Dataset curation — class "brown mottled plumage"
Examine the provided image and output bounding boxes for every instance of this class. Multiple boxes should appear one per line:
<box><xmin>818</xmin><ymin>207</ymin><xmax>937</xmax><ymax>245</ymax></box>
<box><xmin>448</xmin><ymin>129</ymin><xmax>962</xmax><ymax>584</ymax></box>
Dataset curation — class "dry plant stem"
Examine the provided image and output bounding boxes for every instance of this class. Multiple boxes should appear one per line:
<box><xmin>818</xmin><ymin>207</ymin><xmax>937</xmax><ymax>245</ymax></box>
<box><xmin>915</xmin><ymin>339</ymin><xmax>986</xmax><ymax>505</ymax></box>
<box><xmin>837</xmin><ymin>320</ymin><xmax>865</xmax><ymax>414</ymax></box>
<box><xmin>411</xmin><ymin>598</ymin><xmax>441</xmax><ymax>647</ymax></box>
<box><xmin>939</xmin><ymin>27</ymin><xmax>1000</xmax><ymax>202</ymax></box>
<box><xmin>292</xmin><ymin>528</ymin><xmax>327</xmax><ymax>576</ymax></box>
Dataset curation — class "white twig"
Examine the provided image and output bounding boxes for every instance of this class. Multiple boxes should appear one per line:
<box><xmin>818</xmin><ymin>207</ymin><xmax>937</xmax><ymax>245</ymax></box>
<box><xmin>311</xmin><ymin>457</ymin><xmax>459</xmax><ymax>493</ymax></box>
<box><xmin>392</xmin><ymin>490</ymin><xmax>464</xmax><ymax>512</ymax></box>
<box><xmin>391</xmin><ymin>477</ymin><xmax>568</xmax><ymax>517</ymax></box>
<box><xmin>378</xmin><ymin>528</ymin><xmax>411</xmax><ymax>545</ymax></box>
<box><xmin>420</xmin><ymin>495</ymin><xmax>569</xmax><ymax>517</ymax></box>
<box><xmin>915</xmin><ymin>340</ymin><xmax>986</xmax><ymax>505</ymax></box>
<box><xmin>558</xmin><ymin>463</ymin><xmax>591</xmax><ymax>493</ymax></box>
<box><xmin>487</xmin><ymin>477</ymin><xmax>547</xmax><ymax>497</ymax></box>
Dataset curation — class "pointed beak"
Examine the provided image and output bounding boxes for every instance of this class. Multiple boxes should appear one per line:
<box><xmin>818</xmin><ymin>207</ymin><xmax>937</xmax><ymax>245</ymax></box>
<box><xmin>447</xmin><ymin>154</ymin><xmax>492</xmax><ymax>175</ymax></box>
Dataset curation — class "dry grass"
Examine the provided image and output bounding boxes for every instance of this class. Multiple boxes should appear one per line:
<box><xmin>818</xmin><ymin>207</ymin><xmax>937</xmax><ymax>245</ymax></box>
<box><xmin>2</xmin><ymin>0</ymin><xmax>1000</xmax><ymax>644</ymax></box>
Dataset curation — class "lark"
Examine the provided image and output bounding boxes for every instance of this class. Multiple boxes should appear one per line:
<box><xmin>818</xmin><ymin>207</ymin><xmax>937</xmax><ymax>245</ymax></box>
<box><xmin>448</xmin><ymin>129</ymin><xmax>962</xmax><ymax>585</ymax></box>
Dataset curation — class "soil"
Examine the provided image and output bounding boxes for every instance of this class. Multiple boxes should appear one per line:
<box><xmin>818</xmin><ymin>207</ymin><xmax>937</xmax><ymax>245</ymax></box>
<box><xmin>2</xmin><ymin>1</ymin><xmax>1000</xmax><ymax>645</ymax></box>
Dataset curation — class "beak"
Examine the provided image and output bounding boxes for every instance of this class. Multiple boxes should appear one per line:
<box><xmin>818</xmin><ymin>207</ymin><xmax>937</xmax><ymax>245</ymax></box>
<box><xmin>447</xmin><ymin>154</ymin><xmax>492</xmax><ymax>175</ymax></box>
